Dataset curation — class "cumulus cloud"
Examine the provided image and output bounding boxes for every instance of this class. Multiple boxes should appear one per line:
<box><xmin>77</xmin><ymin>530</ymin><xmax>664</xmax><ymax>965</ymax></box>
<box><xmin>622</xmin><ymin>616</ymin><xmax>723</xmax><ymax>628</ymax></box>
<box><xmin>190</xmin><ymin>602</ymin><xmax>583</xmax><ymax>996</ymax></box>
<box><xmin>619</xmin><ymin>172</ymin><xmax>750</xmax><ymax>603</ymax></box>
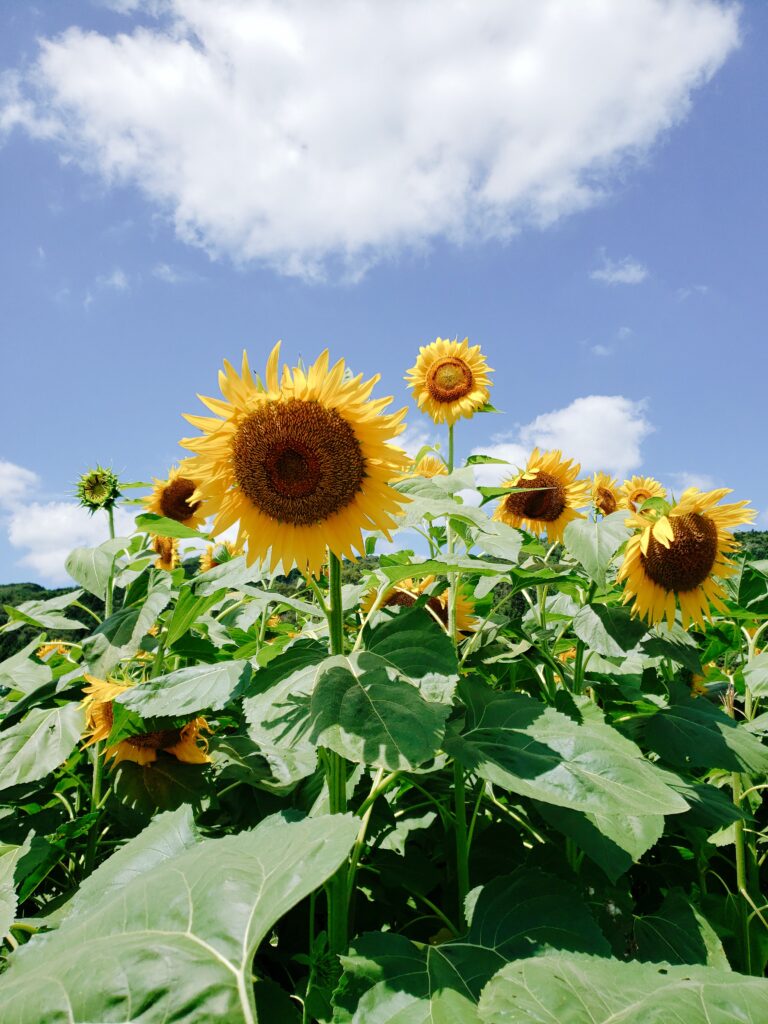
<box><xmin>668</xmin><ymin>471</ymin><xmax>716</xmax><ymax>493</ymax></box>
<box><xmin>0</xmin><ymin>459</ymin><xmax>40</xmax><ymax>507</ymax></box>
<box><xmin>2</xmin><ymin>0</ymin><xmax>739</xmax><ymax>278</ymax></box>
<box><xmin>97</xmin><ymin>267</ymin><xmax>130</xmax><ymax>291</ymax></box>
<box><xmin>590</xmin><ymin>252</ymin><xmax>649</xmax><ymax>285</ymax></box>
<box><xmin>471</xmin><ymin>396</ymin><xmax>652</xmax><ymax>484</ymax></box>
<box><xmin>397</xmin><ymin>424</ymin><xmax>442</xmax><ymax>460</ymax></box>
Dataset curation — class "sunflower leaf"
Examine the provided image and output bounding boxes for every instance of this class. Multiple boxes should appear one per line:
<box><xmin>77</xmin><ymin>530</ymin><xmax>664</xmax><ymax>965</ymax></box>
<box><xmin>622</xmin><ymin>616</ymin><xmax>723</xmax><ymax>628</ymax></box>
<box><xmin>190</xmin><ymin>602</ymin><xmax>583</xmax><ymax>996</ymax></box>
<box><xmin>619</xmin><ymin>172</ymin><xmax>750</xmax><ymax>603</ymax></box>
<box><xmin>134</xmin><ymin>512</ymin><xmax>211</xmax><ymax>540</ymax></box>
<box><xmin>1</xmin><ymin>812</ymin><xmax>358</xmax><ymax>1023</ymax></box>
<box><xmin>0</xmin><ymin>704</ymin><xmax>85</xmax><ymax>793</ymax></box>
<box><xmin>116</xmin><ymin>660</ymin><xmax>252</xmax><ymax>717</ymax></box>
<box><xmin>563</xmin><ymin>512</ymin><xmax>631</xmax><ymax>588</ymax></box>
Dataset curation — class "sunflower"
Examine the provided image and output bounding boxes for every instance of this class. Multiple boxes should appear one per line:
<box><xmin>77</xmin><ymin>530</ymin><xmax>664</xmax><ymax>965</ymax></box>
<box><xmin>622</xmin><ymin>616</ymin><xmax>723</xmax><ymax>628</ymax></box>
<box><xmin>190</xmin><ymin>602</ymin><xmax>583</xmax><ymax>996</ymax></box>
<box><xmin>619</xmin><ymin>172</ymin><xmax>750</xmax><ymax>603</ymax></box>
<box><xmin>396</xmin><ymin>454</ymin><xmax>448</xmax><ymax>481</ymax></box>
<box><xmin>145</xmin><ymin>461</ymin><xmax>205</xmax><ymax>529</ymax></box>
<box><xmin>180</xmin><ymin>343</ymin><xmax>409</xmax><ymax>575</ymax></box>
<box><xmin>619</xmin><ymin>475</ymin><xmax>666</xmax><ymax>513</ymax></box>
<box><xmin>405</xmin><ymin>337</ymin><xmax>493</xmax><ymax>426</ymax></box>
<box><xmin>76</xmin><ymin>465</ymin><xmax>121</xmax><ymax>514</ymax></box>
<box><xmin>493</xmin><ymin>449</ymin><xmax>590</xmax><ymax>542</ymax></box>
<box><xmin>592</xmin><ymin>473</ymin><xmax>620</xmax><ymax>516</ymax></box>
<box><xmin>361</xmin><ymin>576</ymin><xmax>477</xmax><ymax>633</ymax></box>
<box><xmin>617</xmin><ymin>487</ymin><xmax>755</xmax><ymax>628</ymax></box>
<box><xmin>36</xmin><ymin>642</ymin><xmax>68</xmax><ymax>659</ymax></box>
<box><xmin>81</xmin><ymin>675</ymin><xmax>211</xmax><ymax>767</ymax></box>
<box><xmin>153</xmin><ymin>535</ymin><xmax>179</xmax><ymax>571</ymax></box>
<box><xmin>199</xmin><ymin>540</ymin><xmax>243</xmax><ymax>573</ymax></box>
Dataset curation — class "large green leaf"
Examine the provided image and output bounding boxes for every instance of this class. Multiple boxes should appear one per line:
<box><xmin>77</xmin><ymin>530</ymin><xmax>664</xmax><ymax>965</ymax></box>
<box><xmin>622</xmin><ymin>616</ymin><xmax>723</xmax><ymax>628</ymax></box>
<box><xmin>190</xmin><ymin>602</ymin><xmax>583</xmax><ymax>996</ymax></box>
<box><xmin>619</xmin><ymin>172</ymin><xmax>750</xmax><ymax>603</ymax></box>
<box><xmin>135</xmin><ymin>512</ymin><xmax>210</xmax><ymax>539</ymax></box>
<box><xmin>477</xmin><ymin>953</ymin><xmax>768</xmax><ymax>1023</ymax></box>
<box><xmin>572</xmin><ymin>603</ymin><xmax>648</xmax><ymax>657</ymax></box>
<box><xmin>563</xmin><ymin>513</ymin><xmax>630</xmax><ymax>588</ymax></box>
<box><xmin>445</xmin><ymin>680</ymin><xmax>687</xmax><ymax>817</ymax></box>
<box><xmin>1</xmin><ymin>810</ymin><xmax>358</xmax><ymax>1023</ymax></box>
<box><xmin>335</xmin><ymin>869</ymin><xmax>609</xmax><ymax>1024</ymax></box>
<box><xmin>117</xmin><ymin>660</ymin><xmax>252</xmax><ymax>717</ymax></box>
<box><xmin>0</xmin><ymin>838</ymin><xmax>30</xmax><ymax>941</ymax></box>
<box><xmin>363</xmin><ymin>606</ymin><xmax>459</xmax><ymax>704</ymax></box>
<box><xmin>0</xmin><ymin>637</ymin><xmax>50</xmax><ymax>697</ymax></box>
<box><xmin>643</xmin><ymin>694</ymin><xmax>768</xmax><ymax>773</ymax></box>
<box><xmin>243</xmin><ymin>640</ymin><xmax>326</xmax><ymax>784</ymax></box>
<box><xmin>744</xmin><ymin>653</ymin><xmax>768</xmax><ymax>698</ymax></box>
<box><xmin>82</xmin><ymin>574</ymin><xmax>172</xmax><ymax>675</ymax></box>
<box><xmin>165</xmin><ymin>584</ymin><xmax>226</xmax><ymax>645</ymax></box>
<box><xmin>0</xmin><ymin>704</ymin><xmax>84</xmax><ymax>793</ymax></box>
<box><xmin>65</xmin><ymin>540</ymin><xmax>126</xmax><ymax>601</ymax></box>
<box><xmin>634</xmin><ymin>889</ymin><xmax>729</xmax><ymax>969</ymax></box>
<box><xmin>310</xmin><ymin>651</ymin><xmax>451</xmax><ymax>770</ymax></box>
<box><xmin>2</xmin><ymin>590</ymin><xmax>85</xmax><ymax>633</ymax></box>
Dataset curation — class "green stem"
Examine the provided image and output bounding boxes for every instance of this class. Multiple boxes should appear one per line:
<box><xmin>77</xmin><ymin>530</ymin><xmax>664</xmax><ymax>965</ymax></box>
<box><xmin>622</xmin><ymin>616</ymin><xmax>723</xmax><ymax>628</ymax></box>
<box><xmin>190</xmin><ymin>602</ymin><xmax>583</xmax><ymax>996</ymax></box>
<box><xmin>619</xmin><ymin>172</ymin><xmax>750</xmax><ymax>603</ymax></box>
<box><xmin>104</xmin><ymin>506</ymin><xmax>115</xmax><ymax>620</ymax></box>
<box><xmin>453</xmin><ymin>759</ymin><xmax>469</xmax><ymax>931</ymax></box>
<box><xmin>325</xmin><ymin>551</ymin><xmax>349</xmax><ymax>955</ymax></box>
<box><xmin>732</xmin><ymin>770</ymin><xmax>753</xmax><ymax>974</ymax></box>
<box><xmin>83</xmin><ymin>746</ymin><xmax>103</xmax><ymax>877</ymax></box>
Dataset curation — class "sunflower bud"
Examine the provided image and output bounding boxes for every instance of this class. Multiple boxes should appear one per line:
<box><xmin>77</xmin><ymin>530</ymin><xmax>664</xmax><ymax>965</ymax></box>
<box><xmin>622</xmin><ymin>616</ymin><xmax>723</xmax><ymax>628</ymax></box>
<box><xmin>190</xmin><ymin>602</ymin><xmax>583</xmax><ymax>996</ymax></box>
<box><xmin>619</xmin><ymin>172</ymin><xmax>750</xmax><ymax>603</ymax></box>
<box><xmin>76</xmin><ymin>466</ymin><xmax>122</xmax><ymax>514</ymax></box>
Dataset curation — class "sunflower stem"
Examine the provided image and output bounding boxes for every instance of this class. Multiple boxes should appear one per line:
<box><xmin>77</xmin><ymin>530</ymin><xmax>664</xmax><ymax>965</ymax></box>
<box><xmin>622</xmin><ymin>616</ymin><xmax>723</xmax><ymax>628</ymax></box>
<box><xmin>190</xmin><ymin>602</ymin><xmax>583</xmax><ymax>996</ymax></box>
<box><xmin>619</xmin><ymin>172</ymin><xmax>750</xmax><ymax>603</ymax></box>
<box><xmin>83</xmin><ymin>747</ymin><xmax>103</xmax><ymax>878</ymax></box>
<box><xmin>104</xmin><ymin>505</ymin><xmax>115</xmax><ymax>620</ymax></box>
<box><xmin>325</xmin><ymin>551</ymin><xmax>349</xmax><ymax>956</ymax></box>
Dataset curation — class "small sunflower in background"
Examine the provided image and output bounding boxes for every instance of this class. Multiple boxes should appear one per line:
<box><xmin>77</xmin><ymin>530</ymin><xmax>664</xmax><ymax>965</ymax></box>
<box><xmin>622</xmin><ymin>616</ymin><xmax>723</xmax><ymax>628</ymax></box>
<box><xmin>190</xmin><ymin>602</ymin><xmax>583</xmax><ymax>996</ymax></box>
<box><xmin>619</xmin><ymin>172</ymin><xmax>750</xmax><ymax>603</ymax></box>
<box><xmin>153</xmin><ymin>535</ymin><xmax>178</xmax><ymax>571</ymax></box>
<box><xmin>619</xmin><ymin>474</ymin><xmax>666</xmax><ymax>512</ymax></box>
<box><xmin>361</xmin><ymin>576</ymin><xmax>477</xmax><ymax>634</ymax></box>
<box><xmin>181</xmin><ymin>343</ymin><xmax>409</xmax><ymax>576</ymax></box>
<box><xmin>76</xmin><ymin>465</ymin><xmax>121</xmax><ymax>514</ymax></box>
<box><xmin>145</xmin><ymin>461</ymin><xmax>205</xmax><ymax>529</ymax></box>
<box><xmin>493</xmin><ymin>449</ymin><xmax>590</xmax><ymax>542</ymax></box>
<box><xmin>405</xmin><ymin>337</ymin><xmax>493</xmax><ymax>426</ymax></box>
<box><xmin>396</xmin><ymin>454</ymin><xmax>448</xmax><ymax>481</ymax></box>
<box><xmin>618</xmin><ymin>487</ymin><xmax>754</xmax><ymax>628</ymax></box>
<box><xmin>199</xmin><ymin>540</ymin><xmax>243</xmax><ymax>573</ymax></box>
<box><xmin>81</xmin><ymin>676</ymin><xmax>211</xmax><ymax>767</ymax></box>
<box><xmin>592</xmin><ymin>473</ymin><xmax>621</xmax><ymax>516</ymax></box>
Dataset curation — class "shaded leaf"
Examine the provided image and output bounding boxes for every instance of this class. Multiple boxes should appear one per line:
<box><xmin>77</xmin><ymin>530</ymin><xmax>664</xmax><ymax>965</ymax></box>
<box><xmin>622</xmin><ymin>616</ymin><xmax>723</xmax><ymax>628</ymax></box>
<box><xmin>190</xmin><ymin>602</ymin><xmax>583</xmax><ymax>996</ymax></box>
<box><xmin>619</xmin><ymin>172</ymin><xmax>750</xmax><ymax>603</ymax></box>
<box><xmin>634</xmin><ymin>889</ymin><xmax>729</xmax><ymax>969</ymax></box>
<box><xmin>117</xmin><ymin>661</ymin><xmax>252</xmax><ymax>717</ymax></box>
<box><xmin>0</xmin><ymin>704</ymin><xmax>84</xmax><ymax>793</ymax></box>
<box><xmin>572</xmin><ymin>603</ymin><xmax>647</xmax><ymax>657</ymax></box>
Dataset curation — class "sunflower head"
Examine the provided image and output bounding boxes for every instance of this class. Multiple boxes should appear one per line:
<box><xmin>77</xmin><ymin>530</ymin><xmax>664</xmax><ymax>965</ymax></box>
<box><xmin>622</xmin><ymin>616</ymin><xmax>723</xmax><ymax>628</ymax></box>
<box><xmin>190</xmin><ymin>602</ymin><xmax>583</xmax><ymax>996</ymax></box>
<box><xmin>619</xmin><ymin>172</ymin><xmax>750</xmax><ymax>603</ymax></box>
<box><xmin>145</xmin><ymin>461</ymin><xmax>205</xmax><ymax>529</ymax></box>
<box><xmin>181</xmin><ymin>343</ymin><xmax>410</xmax><ymax>575</ymax></box>
<box><xmin>153</xmin><ymin>535</ymin><xmax>179</xmax><ymax>572</ymax></box>
<box><xmin>592</xmin><ymin>473</ymin><xmax>620</xmax><ymax>516</ymax></box>
<box><xmin>76</xmin><ymin>466</ymin><xmax>121</xmax><ymax>514</ymax></box>
<box><xmin>619</xmin><ymin>475</ymin><xmax>667</xmax><ymax>513</ymax></box>
<box><xmin>199</xmin><ymin>540</ymin><xmax>243</xmax><ymax>574</ymax></box>
<box><xmin>396</xmin><ymin>454</ymin><xmax>448</xmax><ymax>481</ymax></box>
<box><xmin>493</xmin><ymin>449</ymin><xmax>590</xmax><ymax>543</ymax></box>
<box><xmin>405</xmin><ymin>337</ymin><xmax>493</xmax><ymax>426</ymax></box>
<box><xmin>618</xmin><ymin>487</ymin><xmax>755</xmax><ymax>628</ymax></box>
<box><xmin>362</xmin><ymin>575</ymin><xmax>477</xmax><ymax>634</ymax></box>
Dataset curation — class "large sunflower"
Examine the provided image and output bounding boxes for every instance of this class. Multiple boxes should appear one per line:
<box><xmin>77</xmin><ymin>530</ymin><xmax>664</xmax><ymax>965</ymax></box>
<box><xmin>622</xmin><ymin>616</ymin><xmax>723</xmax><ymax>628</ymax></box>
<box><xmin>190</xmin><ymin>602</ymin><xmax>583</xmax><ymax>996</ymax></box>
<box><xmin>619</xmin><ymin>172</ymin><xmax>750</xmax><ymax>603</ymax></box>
<box><xmin>619</xmin><ymin>475</ymin><xmax>666</xmax><ymax>512</ymax></box>
<box><xmin>145</xmin><ymin>461</ymin><xmax>206</xmax><ymax>529</ymax></box>
<box><xmin>81</xmin><ymin>676</ymin><xmax>211</xmax><ymax>767</ymax></box>
<box><xmin>493</xmin><ymin>449</ymin><xmax>590</xmax><ymax>542</ymax></box>
<box><xmin>181</xmin><ymin>343</ymin><xmax>409</xmax><ymax>576</ymax></box>
<box><xmin>592</xmin><ymin>472</ymin><xmax>620</xmax><ymax>516</ymax></box>
<box><xmin>618</xmin><ymin>487</ymin><xmax>755</xmax><ymax>628</ymax></box>
<box><xmin>361</xmin><ymin>576</ymin><xmax>477</xmax><ymax>634</ymax></box>
<box><xmin>405</xmin><ymin>337</ymin><xmax>492</xmax><ymax>426</ymax></box>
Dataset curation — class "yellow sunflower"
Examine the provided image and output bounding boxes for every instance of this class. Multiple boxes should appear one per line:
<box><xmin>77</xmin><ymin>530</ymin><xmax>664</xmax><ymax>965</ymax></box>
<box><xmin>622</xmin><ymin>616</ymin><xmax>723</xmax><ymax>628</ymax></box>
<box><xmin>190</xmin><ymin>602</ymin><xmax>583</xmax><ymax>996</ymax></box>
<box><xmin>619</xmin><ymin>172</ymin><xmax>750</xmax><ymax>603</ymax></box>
<box><xmin>361</xmin><ymin>576</ymin><xmax>477</xmax><ymax>633</ymax></box>
<box><xmin>153</xmin><ymin>535</ymin><xmax>179</xmax><ymax>571</ymax></box>
<box><xmin>618</xmin><ymin>487</ymin><xmax>755</xmax><ymax>629</ymax></box>
<box><xmin>199</xmin><ymin>540</ymin><xmax>243</xmax><ymax>573</ymax></box>
<box><xmin>405</xmin><ymin>337</ymin><xmax>493</xmax><ymax>426</ymax></box>
<box><xmin>493</xmin><ymin>449</ymin><xmax>590</xmax><ymax>542</ymax></box>
<box><xmin>181</xmin><ymin>343</ymin><xmax>409</xmax><ymax>576</ymax></box>
<box><xmin>619</xmin><ymin>475</ymin><xmax>666</xmax><ymax>513</ymax></box>
<box><xmin>396</xmin><ymin>454</ymin><xmax>448</xmax><ymax>481</ymax></box>
<box><xmin>36</xmin><ymin>642</ymin><xmax>68</xmax><ymax>659</ymax></box>
<box><xmin>144</xmin><ymin>461</ymin><xmax>206</xmax><ymax>529</ymax></box>
<box><xmin>592</xmin><ymin>473</ymin><xmax>620</xmax><ymax>516</ymax></box>
<box><xmin>81</xmin><ymin>675</ymin><xmax>211</xmax><ymax>767</ymax></box>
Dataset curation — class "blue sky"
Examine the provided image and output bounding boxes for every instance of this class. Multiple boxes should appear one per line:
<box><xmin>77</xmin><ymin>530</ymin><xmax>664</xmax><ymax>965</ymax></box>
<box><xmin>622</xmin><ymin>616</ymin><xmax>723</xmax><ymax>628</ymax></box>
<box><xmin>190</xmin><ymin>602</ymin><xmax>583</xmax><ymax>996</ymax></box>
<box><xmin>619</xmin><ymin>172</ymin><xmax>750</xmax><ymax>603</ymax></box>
<box><xmin>0</xmin><ymin>0</ymin><xmax>765</xmax><ymax>584</ymax></box>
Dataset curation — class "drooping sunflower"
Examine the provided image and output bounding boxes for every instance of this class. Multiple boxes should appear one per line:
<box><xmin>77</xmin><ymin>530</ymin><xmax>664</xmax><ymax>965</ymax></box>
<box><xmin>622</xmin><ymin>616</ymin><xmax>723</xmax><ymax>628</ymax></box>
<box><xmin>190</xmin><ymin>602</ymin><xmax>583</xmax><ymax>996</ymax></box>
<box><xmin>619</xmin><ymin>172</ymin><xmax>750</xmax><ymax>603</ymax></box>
<box><xmin>81</xmin><ymin>675</ymin><xmax>211</xmax><ymax>767</ymax></box>
<box><xmin>493</xmin><ymin>449</ymin><xmax>590</xmax><ymax>542</ymax></box>
<box><xmin>405</xmin><ymin>337</ymin><xmax>493</xmax><ymax>426</ymax></box>
<box><xmin>181</xmin><ymin>343</ymin><xmax>410</xmax><ymax>575</ymax></box>
<box><xmin>396</xmin><ymin>454</ymin><xmax>448</xmax><ymax>481</ymax></box>
<box><xmin>617</xmin><ymin>487</ymin><xmax>755</xmax><ymax>629</ymax></box>
<box><xmin>619</xmin><ymin>475</ymin><xmax>667</xmax><ymax>512</ymax></box>
<box><xmin>361</xmin><ymin>576</ymin><xmax>477</xmax><ymax>633</ymax></box>
<box><xmin>153</xmin><ymin>535</ymin><xmax>179</xmax><ymax>571</ymax></box>
<box><xmin>199</xmin><ymin>540</ymin><xmax>243</xmax><ymax>573</ymax></box>
<box><xmin>145</xmin><ymin>461</ymin><xmax>206</xmax><ymax>529</ymax></box>
<box><xmin>592</xmin><ymin>473</ymin><xmax>620</xmax><ymax>516</ymax></box>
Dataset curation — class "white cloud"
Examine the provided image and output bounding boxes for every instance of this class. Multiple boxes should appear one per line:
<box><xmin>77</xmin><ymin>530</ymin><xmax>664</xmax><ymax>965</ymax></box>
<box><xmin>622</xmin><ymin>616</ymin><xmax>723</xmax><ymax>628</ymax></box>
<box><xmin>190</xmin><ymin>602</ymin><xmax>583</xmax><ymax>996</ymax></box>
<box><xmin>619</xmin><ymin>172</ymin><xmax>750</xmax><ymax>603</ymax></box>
<box><xmin>676</xmin><ymin>283</ymin><xmax>709</xmax><ymax>300</ymax></box>
<box><xmin>397</xmin><ymin>424</ymin><xmax>442</xmax><ymax>460</ymax></box>
<box><xmin>0</xmin><ymin>460</ymin><xmax>40</xmax><ymax>508</ymax></box>
<box><xmin>590</xmin><ymin>252</ymin><xmax>649</xmax><ymax>285</ymax></box>
<box><xmin>668</xmin><ymin>471</ymin><xmax>716</xmax><ymax>493</ymax></box>
<box><xmin>97</xmin><ymin>267</ymin><xmax>130</xmax><ymax>291</ymax></box>
<box><xmin>472</xmin><ymin>396</ymin><xmax>653</xmax><ymax>484</ymax></box>
<box><xmin>590</xmin><ymin>344</ymin><xmax>612</xmax><ymax>357</ymax></box>
<box><xmin>3</xmin><ymin>0</ymin><xmax>739</xmax><ymax>278</ymax></box>
<box><xmin>153</xmin><ymin>262</ymin><xmax>185</xmax><ymax>284</ymax></box>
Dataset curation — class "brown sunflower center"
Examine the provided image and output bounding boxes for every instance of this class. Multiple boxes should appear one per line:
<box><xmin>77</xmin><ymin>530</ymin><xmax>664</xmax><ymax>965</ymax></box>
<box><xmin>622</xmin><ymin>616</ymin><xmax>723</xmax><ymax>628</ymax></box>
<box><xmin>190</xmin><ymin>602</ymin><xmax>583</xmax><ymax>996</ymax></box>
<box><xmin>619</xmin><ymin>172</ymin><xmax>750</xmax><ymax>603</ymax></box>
<box><xmin>596</xmin><ymin>487</ymin><xmax>617</xmax><ymax>516</ymax></box>
<box><xmin>127</xmin><ymin>728</ymin><xmax>181</xmax><ymax>751</ymax></box>
<box><xmin>160</xmin><ymin>477</ymin><xmax>200</xmax><ymax>522</ymax></box>
<box><xmin>232</xmin><ymin>399</ymin><xmax>366</xmax><ymax>526</ymax></box>
<box><xmin>641</xmin><ymin>512</ymin><xmax>719</xmax><ymax>592</ymax></box>
<box><xmin>503</xmin><ymin>471</ymin><xmax>566</xmax><ymax>523</ymax></box>
<box><xmin>383</xmin><ymin>589</ymin><xmax>447</xmax><ymax>625</ymax></box>
<box><xmin>426</xmin><ymin>357</ymin><xmax>474</xmax><ymax>403</ymax></box>
<box><xmin>629</xmin><ymin>489</ymin><xmax>651</xmax><ymax>511</ymax></box>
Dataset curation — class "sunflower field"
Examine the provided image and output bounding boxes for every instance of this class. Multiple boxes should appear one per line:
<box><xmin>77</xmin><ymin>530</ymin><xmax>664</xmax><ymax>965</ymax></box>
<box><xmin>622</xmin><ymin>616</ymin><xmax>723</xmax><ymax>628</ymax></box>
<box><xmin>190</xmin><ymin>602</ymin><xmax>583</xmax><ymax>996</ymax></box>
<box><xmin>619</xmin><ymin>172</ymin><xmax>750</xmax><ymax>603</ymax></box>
<box><xmin>1</xmin><ymin>338</ymin><xmax>768</xmax><ymax>1022</ymax></box>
